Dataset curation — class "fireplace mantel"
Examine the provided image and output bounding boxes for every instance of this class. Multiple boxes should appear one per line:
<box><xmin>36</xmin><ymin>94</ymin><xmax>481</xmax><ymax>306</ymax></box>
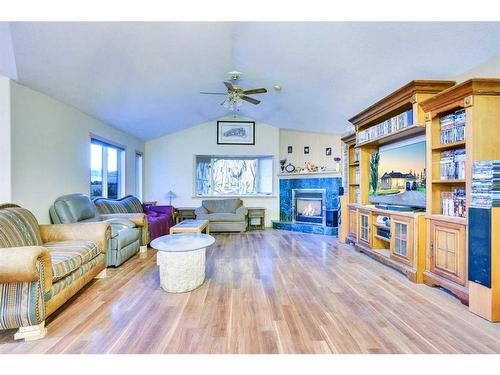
<box><xmin>278</xmin><ymin>171</ymin><xmax>342</xmax><ymax>179</ymax></box>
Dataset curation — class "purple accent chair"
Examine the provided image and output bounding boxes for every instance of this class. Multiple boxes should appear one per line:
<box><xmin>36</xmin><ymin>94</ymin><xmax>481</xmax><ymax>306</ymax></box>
<box><xmin>93</xmin><ymin>195</ymin><xmax>175</xmax><ymax>243</ymax></box>
<box><xmin>142</xmin><ymin>204</ymin><xmax>175</xmax><ymax>242</ymax></box>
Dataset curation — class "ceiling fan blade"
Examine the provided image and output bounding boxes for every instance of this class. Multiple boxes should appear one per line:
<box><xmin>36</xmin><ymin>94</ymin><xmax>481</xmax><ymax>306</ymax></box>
<box><xmin>200</xmin><ymin>92</ymin><xmax>227</xmax><ymax>95</ymax></box>
<box><xmin>224</xmin><ymin>81</ymin><xmax>235</xmax><ymax>91</ymax></box>
<box><xmin>241</xmin><ymin>95</ymin><xmax>260</xmax><ymax>105</ymax></box>
<box><xmin>243</xmin><ymin>88</ymin><xmax>267</xmax><ymax>95</ymax></box>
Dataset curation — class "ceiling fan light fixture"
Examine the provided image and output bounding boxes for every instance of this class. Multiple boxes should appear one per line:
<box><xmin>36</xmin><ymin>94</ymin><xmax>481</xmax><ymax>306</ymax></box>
<box><xmin>203</xmin><ymin>72</ymin><xmax>267</xmax><ymax>108</ymax></box>
<box><xmin>228</xmin><ymin>70</ymin><xmax>242</xmax><ymax>81</ymax></box>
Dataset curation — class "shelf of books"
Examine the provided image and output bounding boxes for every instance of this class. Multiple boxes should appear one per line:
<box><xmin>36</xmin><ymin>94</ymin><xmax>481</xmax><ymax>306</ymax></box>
<box><xmin>422</xmin><ymin>78</ymin><xmax>500</xmax><ymax>305</ymax></box>
<box><xmin>348</xmin><ymin>145</ymin><xmax>361</xmax><ymax>204</ymax></box>
<box><xmin>428</xmin><ymin>108</ymin><xmax>467</xmax><ymax>219</ymax></box>
<box><xmin>350</xmin><ymin>80</ymin><xmax>456</xmax><ymax>148</ymax></box>
<box><xmin>355</xmin><ymin>107</ymin><xmax>422</xmax><ymax>147</ymax></box>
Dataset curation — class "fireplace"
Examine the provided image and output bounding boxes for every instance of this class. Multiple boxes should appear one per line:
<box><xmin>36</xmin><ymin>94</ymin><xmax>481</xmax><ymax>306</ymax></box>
<box><xmin>292</xmin><ymin>189</ymin><xmax>326</xmax><ymax>226</ymax></box>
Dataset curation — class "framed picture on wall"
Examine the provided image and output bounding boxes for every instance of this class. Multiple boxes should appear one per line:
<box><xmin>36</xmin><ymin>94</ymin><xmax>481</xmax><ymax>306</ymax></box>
<box><xmin>288</xmin><ymin>146</ymin><xmax>293</xmax><ymax>153</ymax></box>
<box><xmin>217</xmin><ymin>121</ymin><xmax>255</xmax><ymax>145</ymax></box>
<box><xmin>326</xmin><ymin>147</ymin><xmax>332</xmax><ymax>156</ymax></box>
<box><xmin>304</xmin><ymin>146</ymin><xmax>310</xmax><ymax>154</ymax></box>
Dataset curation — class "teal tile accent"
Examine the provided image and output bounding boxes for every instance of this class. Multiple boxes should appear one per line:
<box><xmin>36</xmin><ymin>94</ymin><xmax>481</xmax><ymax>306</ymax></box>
<box><xmin>276</xmin><ymin>177</ymin><xmax>342</xmax><ymax>236</ymax></box>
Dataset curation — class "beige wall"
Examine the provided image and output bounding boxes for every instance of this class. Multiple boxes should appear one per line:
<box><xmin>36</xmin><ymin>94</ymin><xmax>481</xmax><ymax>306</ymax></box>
<box><xmin>0</xmin><ymin>75</ymin><xmax>10</xmax><ymax>202</ymax></box>
<box><xmin>10</xmin><ymin>81</ymin><xmax>145</xmax><ymax>223</ymax></box>
<box><xmin>0</xmin><ymin>76</ymin><xmax>12</xmax><ymax>203</ymax></box>
<box><xmin>454</xmin><ymin>54</ymin><xmax>500</xmax><ymax>83</ymax></box>
<box><xmin>145</xmin><ymin>117</ymin><xmax>280</xmax><ymax>226</ymax></box>
<box><xmin>279</xmin><ymin>129</ymin><xmax>342</xmax><ymax>172</ymax></box>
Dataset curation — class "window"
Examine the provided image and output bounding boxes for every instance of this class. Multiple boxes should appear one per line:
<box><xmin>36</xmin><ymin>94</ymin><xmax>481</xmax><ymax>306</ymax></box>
<box><xmin>90</xmin><ymin>138</ymin><xmax>124</xmax><ymax>199</ymax></box>
<box><xmin>135</xmin><ymin>152</ymin><xmax>143</xmax><ymax>201</ymax></box>
<box><xmin>195</xmin><ymin>155</ymin><xmax>273</xmax><ymax>196</ymax></box>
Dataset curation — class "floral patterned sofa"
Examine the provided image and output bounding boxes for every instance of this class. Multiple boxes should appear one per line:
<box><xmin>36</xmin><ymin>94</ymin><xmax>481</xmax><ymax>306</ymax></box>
<box><xmin>0</xmin><ymin>204</ymin><xmax>110</xmax><ymax>341</ymax></box>
<box><xmin>93</xmin><ymin>195</ymin><xmax>174</xmax><ymax>244</ymax></box>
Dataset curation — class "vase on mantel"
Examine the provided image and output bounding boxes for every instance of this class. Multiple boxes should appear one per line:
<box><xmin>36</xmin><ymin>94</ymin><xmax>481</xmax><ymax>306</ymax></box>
<box><xmin>334</xmin><ymin>157</ymin><xmax>341</xmax><ymax>173</ymax></box>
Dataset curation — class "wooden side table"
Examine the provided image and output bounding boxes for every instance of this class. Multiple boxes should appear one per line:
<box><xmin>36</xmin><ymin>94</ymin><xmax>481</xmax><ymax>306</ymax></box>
<box><xmin>247</xmin><ymin>207</ymin><xmax>266</xmax><ymax>230</ymax></box>
<box><xmin>175</xmin><ymin>207</ymin><xmax>197</xmax><ymax>223</ymax></box>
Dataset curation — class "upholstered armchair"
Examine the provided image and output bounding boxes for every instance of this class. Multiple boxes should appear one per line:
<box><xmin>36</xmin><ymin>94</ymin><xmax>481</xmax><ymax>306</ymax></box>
<box><xmin>195</xmin><ymin>198</ymin><xmax>248</xmax><ymax>232</ymax></box>
<box><xmin>93</xmin><ymin>195</ymin><xmax>175</xmax><ymax>244</ymax></box>
<box><xmin>0</xmin><ymin>204</ymin><xmax>110</xmax><ymax>341</ymax></box>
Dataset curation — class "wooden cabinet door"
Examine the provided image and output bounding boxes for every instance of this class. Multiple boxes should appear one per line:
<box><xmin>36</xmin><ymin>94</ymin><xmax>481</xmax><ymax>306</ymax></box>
<box><xmin>430</xmin><ymin>221</ymin><xmax>466</xmax><ymax>286</ymax></box>
<box><xmin>358</xmin><ymin>211</ymin><xmax>371</xmax><ymax>246</ymax></box>
<box><xmin>390</xmin><ymin>216</ymin><xmax>414</xmax><ymax>266</ymax></box>
<box><xmin>348</xmin><ymin>207</ymin><xmax>357</xmax><ymax>239</ymax></box>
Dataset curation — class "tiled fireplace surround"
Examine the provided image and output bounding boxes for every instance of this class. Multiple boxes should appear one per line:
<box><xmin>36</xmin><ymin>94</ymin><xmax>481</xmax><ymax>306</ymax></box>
<box><xmin>272</xmin><ymin>176</ymin><xmax>342</xmax><ymax>235</ymax></box>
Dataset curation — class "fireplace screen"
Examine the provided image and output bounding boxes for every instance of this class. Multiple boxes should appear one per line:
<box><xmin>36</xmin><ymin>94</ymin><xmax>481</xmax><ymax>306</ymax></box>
<box><xmin>296</xmin><ymin>199</ymin><xmax>322</xmax><ymax>218</ymax></box>
<box><xmin>292</xmin><ymin>189</ymin><xmax>326</xmax><ymax>225</ymax></box>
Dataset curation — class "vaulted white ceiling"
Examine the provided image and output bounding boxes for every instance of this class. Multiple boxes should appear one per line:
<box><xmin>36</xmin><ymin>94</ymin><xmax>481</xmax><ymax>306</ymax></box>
<box><xmin>2</xmin><ymin>22</ymin><xmax>500</xmax><ymax>140</ymax></box>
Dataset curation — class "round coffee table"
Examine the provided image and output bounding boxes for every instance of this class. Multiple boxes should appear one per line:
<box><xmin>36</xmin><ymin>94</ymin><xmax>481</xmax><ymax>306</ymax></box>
<box><xmin>150</xmin><ymin>233</ymin><xmax>215</xmax><ymax>293</ymax></box>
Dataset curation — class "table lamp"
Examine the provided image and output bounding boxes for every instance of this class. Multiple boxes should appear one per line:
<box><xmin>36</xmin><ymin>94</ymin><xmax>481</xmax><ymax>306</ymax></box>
<box><xmin>166</xmin><ymin>190</ymin><xmax>177</xmax><ymax>206</ymax></box>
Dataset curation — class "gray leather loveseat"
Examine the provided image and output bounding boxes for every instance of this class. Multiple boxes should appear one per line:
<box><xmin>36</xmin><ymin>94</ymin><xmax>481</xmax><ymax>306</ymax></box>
<box><xmin>50</xmin><ymin>194</ymin><xmax>141</xmax><ymax>267</ymax></box>
<box><xmin>195</xmin><ymin>198</ymin><xmax>248</xmax><ymax>232</ymax></box>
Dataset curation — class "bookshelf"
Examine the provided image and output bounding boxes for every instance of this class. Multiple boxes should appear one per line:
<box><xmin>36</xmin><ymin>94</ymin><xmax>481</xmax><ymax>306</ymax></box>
<box><xmin>340</xmin><ymin>131</ymin><xmax>358</xmax><ymax>244</ymax></box>
<box><xmin>421</xmin><ymin>78</ymin><xmax>500</xmax><ymax>309</ymax></box>
<box><xmin>341</xmin><ymin>80</ymin><xmax>455</xmax><ymax>282</ymax></box>
<box><xmin>342</xmin><ymin>77</ymin><xmax>500</xmax><ymax>320</ymax></box>
<box><xmin>346</xmin><ymin>133</ymin><xmax>361</xmax><ymax>205</ymax></box>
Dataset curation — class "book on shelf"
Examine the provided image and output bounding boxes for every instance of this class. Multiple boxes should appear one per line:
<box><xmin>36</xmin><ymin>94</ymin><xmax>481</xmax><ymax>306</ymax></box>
<box><xmin>439</xmin><ymin>148</ymin><xmax>466</xmax><ymax>180</ymax></box>
<box><xmin>356</xmin><ymin>108</ymin><xmax>413</xmax><ymax>144</ymax></box>
<box><xmin>471</xmin><ymin>160</ymin><xmax>500</xmax><ymax>208</ymax></box>
<box><xmin>441</xmin><ymin>188</ymin><xmax>466</xmax><ymax>218</ymax></box>
<box><xmin>439</xmin><ymin>109</ymin><xmax>465</xmax><ymax>145</ymax></box>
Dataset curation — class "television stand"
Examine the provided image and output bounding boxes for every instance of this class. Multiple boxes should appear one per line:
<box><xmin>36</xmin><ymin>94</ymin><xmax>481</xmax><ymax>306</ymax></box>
<box><xmin>346</xmin><ymin>204</ymin><xmax>426</xmax><ymax>283</ymax></box>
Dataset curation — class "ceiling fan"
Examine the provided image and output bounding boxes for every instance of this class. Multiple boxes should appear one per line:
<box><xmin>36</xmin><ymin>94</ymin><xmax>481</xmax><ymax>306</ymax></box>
<box><xmin>200</xmin><ymin>71</ymin><xmax>267</xmax><ymax>108</ymax></box>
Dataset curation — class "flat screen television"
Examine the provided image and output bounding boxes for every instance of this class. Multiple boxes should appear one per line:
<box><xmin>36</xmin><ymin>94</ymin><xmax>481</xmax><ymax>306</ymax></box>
<box><xmin>368</xmin><ymin>135</ymin><xmax>426</xmax><ymax>210</ymax></box>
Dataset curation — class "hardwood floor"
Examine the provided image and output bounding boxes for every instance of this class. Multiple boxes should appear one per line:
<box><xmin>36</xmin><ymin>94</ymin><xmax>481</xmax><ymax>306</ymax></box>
<box><xmin>1</xmin><ymin>230</ymin><xmax>500</xmax><ymax>354</ymax></box>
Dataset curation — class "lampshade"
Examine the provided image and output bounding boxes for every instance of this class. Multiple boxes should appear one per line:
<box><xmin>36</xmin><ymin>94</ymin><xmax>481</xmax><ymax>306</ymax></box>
<box><xmin>166</xmin><ymin>191</ymin><xmax>176</xmax><ymax>199</ymax></box>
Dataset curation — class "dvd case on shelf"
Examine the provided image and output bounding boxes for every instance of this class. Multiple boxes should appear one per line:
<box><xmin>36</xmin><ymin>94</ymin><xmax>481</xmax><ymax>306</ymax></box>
<box><xmin>471</xmin><ymin>160</ymin><xmax>500</xmax><ymax>208</ymax></box>
<box><xmin>356</xmin><ymin>108</ymin><xmax>413</xmax><ymax>144</ymax></box>
<box><xmin>354</xmin><ymin>187</ymin><xmax>360</xmax><ymax>204</ymax></box>
<box><xmin>354</xmin><ymin>148</ymin><xmax>360</xmax><ymax>162</ymax></box>
<box><xmin>440</xmin><ymin>148</ymin><xmax>466</xmax><ymax>180</ymax></box>
<box><xmin>441</xmin><ymin>188</ymin><xmax>467</xmax><ymax>217</ymax></box>
<box><xmin>439</xmin><ymin>109</ymin><xmax>466</xmax><ymax>145</ymax></box>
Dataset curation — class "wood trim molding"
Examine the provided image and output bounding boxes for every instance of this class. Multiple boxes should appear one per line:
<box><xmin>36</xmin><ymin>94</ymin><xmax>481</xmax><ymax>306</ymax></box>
<box><xmin>421</xmin><ymin>78</ymin><xmax>500</xmax><ymax>112</ymax></box>
<box><xmin>341</xmin><ymin>131</ymin><xmax>356</xmax><ymax>143</ymax></box>
<box><xmin>348</xmin><ymin>80</ymin><xmax>455</xmax><ymax>129</ymax></box>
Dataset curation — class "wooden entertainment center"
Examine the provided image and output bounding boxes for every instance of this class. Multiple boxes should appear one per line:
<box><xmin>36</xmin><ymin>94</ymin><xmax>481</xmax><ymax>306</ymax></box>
<box><xmin>341</xmin><ymin>79</ymin><xmax>500</xmax><ymax>319</ymax></box>
<box><xmin>342</xmin><ymin>80</ymin><xmax>455</xmax><ymax>284</ymax></box>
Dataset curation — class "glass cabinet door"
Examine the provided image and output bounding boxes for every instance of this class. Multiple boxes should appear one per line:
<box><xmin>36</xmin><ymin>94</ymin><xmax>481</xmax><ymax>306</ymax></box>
<box><xmin>393</xmin><ymin>222</ymin><xmax>408</xmax><ymax>257</ymax></box>
<box><xmin>359</xmin><ymin>213</ymin><xmax>370</xmax><ymax>243</ymax></box>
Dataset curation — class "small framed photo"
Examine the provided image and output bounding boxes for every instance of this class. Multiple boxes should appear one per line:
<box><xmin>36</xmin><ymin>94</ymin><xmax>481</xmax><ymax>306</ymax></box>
<box><xmin>326</xmin><ymin>147</ymin><xmax>332</xmax><ymax>156</ymax></box>
<box><xmin>287</xmin><ymin>146</ymin><xmax>293</xmax><ymax>154</ymax></box>
<box><xmin>304</xmin><ymin>146</ymin><xmax>310</xmax><ymax>154</ymax></box>
<box><xmin>217</xmin><ymin>121</ymin><xmax>255</xmax><ymax>145</ymax></box>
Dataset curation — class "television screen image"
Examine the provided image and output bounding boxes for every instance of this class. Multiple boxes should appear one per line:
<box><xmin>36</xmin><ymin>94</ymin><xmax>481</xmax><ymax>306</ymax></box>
<box><xmin>369</xmin><ymin>136</ymin><xmax>426</xmax><ymax>209</ymax></box>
